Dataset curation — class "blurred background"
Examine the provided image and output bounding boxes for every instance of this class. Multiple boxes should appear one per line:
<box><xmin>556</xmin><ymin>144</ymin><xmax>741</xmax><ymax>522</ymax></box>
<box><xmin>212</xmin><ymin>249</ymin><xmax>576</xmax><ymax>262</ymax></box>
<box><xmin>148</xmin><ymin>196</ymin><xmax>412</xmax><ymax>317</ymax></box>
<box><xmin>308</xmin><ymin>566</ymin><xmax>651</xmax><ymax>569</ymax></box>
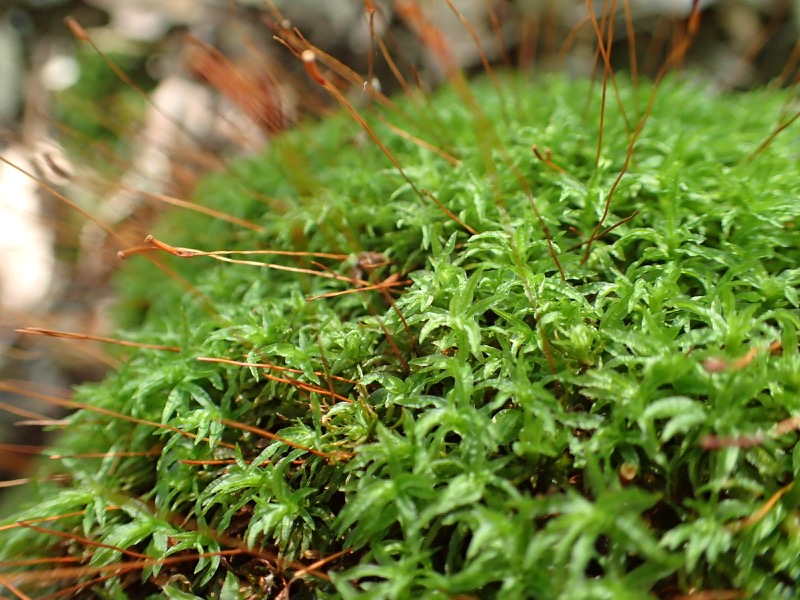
<box><xmin>0</xmin><ymin>0</ymin><xmax>798</xmax><ymax>484</ymax></box>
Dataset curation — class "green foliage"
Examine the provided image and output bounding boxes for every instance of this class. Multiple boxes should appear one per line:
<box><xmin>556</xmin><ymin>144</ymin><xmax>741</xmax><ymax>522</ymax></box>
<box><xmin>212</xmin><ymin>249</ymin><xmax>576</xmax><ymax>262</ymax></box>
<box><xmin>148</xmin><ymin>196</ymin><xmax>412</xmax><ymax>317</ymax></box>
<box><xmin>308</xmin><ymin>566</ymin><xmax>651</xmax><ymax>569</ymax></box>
<box><xmin>4</xmin><ymin>73</ymin><xmax>800</xmax><ymax>598</ymax></box>
<box><xmin>54</xmin><ymin>46</ymin><xmax>152</xmax><ymax>166</ymax></box>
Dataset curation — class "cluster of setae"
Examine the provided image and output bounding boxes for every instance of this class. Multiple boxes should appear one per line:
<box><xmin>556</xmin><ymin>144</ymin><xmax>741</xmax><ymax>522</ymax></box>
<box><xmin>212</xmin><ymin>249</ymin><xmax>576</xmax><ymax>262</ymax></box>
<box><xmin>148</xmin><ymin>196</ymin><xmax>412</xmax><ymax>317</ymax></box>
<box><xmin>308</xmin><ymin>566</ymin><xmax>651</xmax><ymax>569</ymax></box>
<box><xmin>2</xmin><ymin>2</ymin><xmax>800</xmax><ymax>599</ymax></box>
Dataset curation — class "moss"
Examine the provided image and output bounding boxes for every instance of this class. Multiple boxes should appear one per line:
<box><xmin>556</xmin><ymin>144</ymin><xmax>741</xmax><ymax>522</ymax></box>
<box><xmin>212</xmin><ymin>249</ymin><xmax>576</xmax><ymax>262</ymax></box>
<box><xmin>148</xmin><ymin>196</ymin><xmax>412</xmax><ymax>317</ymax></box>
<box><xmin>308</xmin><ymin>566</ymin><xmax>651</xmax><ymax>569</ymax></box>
<box><xmin>3</xmin><ymin>73</ymin><xmax>800</xmax><ymax>598</ymax></box>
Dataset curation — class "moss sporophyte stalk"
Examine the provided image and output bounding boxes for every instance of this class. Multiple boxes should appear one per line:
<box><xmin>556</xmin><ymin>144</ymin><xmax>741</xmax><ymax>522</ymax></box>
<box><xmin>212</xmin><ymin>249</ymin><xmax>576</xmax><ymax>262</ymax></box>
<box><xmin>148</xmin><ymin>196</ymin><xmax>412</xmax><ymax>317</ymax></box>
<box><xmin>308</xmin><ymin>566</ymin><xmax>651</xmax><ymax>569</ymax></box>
<box><xmin>3</xmin><ymin>10</ymin><xmax>800</xmax><ymax>600</ymax></box>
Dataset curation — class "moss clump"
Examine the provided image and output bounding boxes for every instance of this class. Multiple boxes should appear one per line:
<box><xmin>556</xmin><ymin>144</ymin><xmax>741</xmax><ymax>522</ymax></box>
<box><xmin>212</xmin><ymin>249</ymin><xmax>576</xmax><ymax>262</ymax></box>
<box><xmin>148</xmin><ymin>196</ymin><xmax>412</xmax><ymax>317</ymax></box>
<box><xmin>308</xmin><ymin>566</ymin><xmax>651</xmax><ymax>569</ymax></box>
<box><xmin>3</xmin><ymin>74</ymin><xmax>800</xmax><ymax>598</ymax></box>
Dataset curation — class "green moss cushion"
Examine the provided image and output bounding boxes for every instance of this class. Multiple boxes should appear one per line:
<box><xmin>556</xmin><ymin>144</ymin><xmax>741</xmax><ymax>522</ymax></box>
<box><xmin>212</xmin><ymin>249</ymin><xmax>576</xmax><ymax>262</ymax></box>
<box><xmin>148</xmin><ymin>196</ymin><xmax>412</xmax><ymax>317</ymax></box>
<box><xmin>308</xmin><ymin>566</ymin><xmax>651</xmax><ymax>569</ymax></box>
<box><xmin>4</xmin><ymin>74</ymin><xmax>800</xmax><ymax>599</ymax></box>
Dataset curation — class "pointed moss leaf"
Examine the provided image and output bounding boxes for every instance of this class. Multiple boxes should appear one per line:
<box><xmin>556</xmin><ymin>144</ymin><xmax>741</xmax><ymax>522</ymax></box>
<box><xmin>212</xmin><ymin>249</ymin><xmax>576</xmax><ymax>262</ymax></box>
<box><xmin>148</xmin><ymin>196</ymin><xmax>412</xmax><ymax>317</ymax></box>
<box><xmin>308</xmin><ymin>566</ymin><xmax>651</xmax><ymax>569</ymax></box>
<box><xmin>133</xmin><ymin>364</ymin><xmax>186</xmax><ymax>409</ymax></box>
<box><xmin>334</xmin><ymin>479</ymin><xmax>396</xmax><ymax>545</ymax></box>
<box><xmin>793</xmin><ymin>442</ymin><xmax>800</xmax><ymax>478</ymax></box>
<box><xmin>162</xmin><ymin>386</ymin><xmax>184</xmax><ymax>423</ymax></box>
<box><xmin>91</xmin><ymin>519</ymin><xmax>166</xmax><ymax>566</ymax></box>
<box><xmin>162</xmin><ymin>587</ymin><xmax>205</xmax><ymax>600</ymax></box>
<box><xmin>639</xmin><ymin>396</ymin><xmax>707</xmax><ymax>439</ymax></box>
<box><xmin>86</xmin><ymin>496</ymin><xmax>111</xmax><ymax>533</ymax></box>
<box><xmin>661</xmin><ymin>517</ymin><xmax>734</xmax><ymax>572</ymax></box>
<box><xmin>660</xmin><ymin>410</ymin><xmax>708</xmax><ymax>442</ymax></box>
<box><xmin>14</xmin><ymin>489</ymin><xmax>96</xmax><ymax>522</ymax></box>
<box><xmin>418</xmin><ymin>473</ymin><xmax>484</xmax><ymax>528</ymax></box>
<box><xmin>220</xmin><ymin>572</ymin><xmax>244</xmax><ymax>600</ymax></box>
<box><xmin>201</xmin><ymin>469</ymin><xmax>268</xmax><ymax>501</ymax></box>
<box><xmin>625</xmin><ymin>558</ymin><xmax>683</xmax><ymax>595</ymax></box>
<box><xmin>614</xmin><ymin>511</ymin><xmax>672</xmax><ymax>563</ymax></box>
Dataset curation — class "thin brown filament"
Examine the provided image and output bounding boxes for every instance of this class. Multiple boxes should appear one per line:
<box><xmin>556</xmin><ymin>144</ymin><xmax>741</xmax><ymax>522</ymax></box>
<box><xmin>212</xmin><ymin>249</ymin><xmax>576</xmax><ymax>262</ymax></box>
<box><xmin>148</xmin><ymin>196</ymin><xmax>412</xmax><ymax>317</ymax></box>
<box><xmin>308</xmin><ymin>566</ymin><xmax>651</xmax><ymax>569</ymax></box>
<box><xmin>195</xmin><ymin>356</ymin><xmax>356</xmax><ymax>384</ymax></box>
<box><xmin>220</xmin><ymin>418</ymin><xmax>352</xmax><ymax>460</ymax></box>
<box><xmin>19</xmin><ymin>523</ymin><xmax>150</xmax><ymax>560</ymax></box>
<box><xmin>16</xmin><ymin>327</ymin><xmax>181</xmax><ymax>352</ymax></box>
<box><xmin>377</xmin><ymin>115</ymin><xmax>461</xmax><ymax>166</ymax></box>
<box><xmin>306</xmin><ymin>277</ymin><xmax>411</xmax><ymax>301</ymax></box>
<box><xmin>0</xmin><ymin>508</ymin><xmax>119</xmax><ymax>533</ymax></box>
<box><xmin>0</xmin><ymin>399</ymin><xmax>52</xmax><ymax>422</ymax></box>
<box><xmin>730</xmin><ymin>483</ymin><xmax>793</xmax><ymax>531</ymax></box>
<box><xmin>0</xmin><ymin>381</ymin><xmax>236</xmax><ymax>450</ymax></box>
<box><xmin>300</xmin><ymin>51</ymin><xmax>477</xmax><ymax>237</ymax></box>
<box><xmin>1</xmin><ymin>549</ymin><xmax>247</xmax><ymax>585</ymax></box>
<box><xmin>581</xmin><ymin>0</ymin><xmax>703</xmax><ymax>265</ymax></box>
<box><xmin>0</xmin><ymin>575</ymin><xmax>33</xmax><ymax>600</ymax></box>
<box><xmin>364</xmin><ymin>0</ymin><xmax>377</xmax><ymax>84</ymax></box>
<box><xmin>444</xmin><ymin>0</ymin><xmax>509</xmax><ymax>125</ymax></box>
<box><xmin>133</xmin><ymin>189</ymin><xmax>265</xmax><ymax>232</ymax></box>
<box><xmin>567</xmin><ymin>210</ymin><xmax>640</xmax><ymax>251</ymax></box>
<box><xmin>532</xmin><ymin>145</ymin><xmax>569</xmax><ymax>175</ymax></box>
<box><xmin>64</xmin><ymin>17</ymin><xmax>209</xmax><ymax>149</ymax></box>
<box><xmin>120</xmin><ymin>235</ymin><xmax>363</xmax><ymax>285</ymax></box>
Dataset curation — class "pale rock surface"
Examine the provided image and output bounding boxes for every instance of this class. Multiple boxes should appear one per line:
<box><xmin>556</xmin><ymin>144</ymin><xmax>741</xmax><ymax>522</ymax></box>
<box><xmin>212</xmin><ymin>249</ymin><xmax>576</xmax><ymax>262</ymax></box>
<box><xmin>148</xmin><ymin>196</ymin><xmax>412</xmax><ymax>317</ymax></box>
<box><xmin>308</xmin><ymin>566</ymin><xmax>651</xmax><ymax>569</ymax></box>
<box><xmin>0</xmin><ymin>145</ymin><xmax>56</xmax><ymax>328</ymax></box>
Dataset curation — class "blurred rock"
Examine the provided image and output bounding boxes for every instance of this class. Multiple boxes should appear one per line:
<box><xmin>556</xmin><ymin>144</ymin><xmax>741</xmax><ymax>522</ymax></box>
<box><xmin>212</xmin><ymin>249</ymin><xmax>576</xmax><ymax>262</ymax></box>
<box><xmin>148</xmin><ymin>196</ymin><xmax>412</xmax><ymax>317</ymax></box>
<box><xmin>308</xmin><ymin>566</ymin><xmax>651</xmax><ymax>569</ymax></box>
<box><xmin>0</xmin><ymin>144</ymin><xmax>57</xmax><ymax>336</ymax></box>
